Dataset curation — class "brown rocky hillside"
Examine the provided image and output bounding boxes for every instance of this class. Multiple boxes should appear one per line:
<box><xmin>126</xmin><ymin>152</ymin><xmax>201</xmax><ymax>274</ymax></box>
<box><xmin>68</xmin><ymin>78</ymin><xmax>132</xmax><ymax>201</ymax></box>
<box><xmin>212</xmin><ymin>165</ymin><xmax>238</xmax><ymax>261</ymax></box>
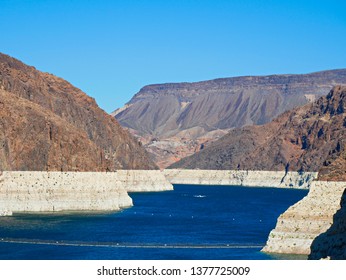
<box><xmin>170</xmin><ymin>86</ymin><xmax>346</xmax><ymax>181</ymax></box>
<box><xmin>114</xmin><ymin>70</ymin><xmax>346</xmax><ymax>168</ymax></box>
<box><xmin>0</xmin><ymin>53</ymin><xmax>157</xmax><ymax>171</ymax></box>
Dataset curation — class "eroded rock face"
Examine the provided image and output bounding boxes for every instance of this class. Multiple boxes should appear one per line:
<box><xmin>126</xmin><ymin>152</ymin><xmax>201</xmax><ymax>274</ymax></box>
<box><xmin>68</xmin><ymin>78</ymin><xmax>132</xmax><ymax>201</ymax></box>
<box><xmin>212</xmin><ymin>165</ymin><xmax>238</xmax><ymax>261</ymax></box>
<box><xmin>0</xmin><ymin>171</ymin><xmax>133</xmax><ymax>216</ymax></box>
<box><xmin>0</xmin><ymin>53</ymin><xmax>157</xmax><ymax>171</ymax></box>
<box><xmin>163</xmin><ymin>169</ymin><xmax>317</xmax><ymax>189</ymax></box>
<box><xmin>113</xmin><ymin>170</ymin><xmax>173</xmax><ymax>192</ymax></box>
<box><xmin>262</xmin><ymin>181</ymin><xmax>346</xmax><ymax>256</ymax></box>
<box><xmin>0</xmin><ymin>170</ymin><xmax>173</xmax><ymax>216</ymax></box>
<box><xmin>309</xmin><ymin>188</ymin><xmax>346</xmax><ymax>259</ymax></box>
<box><xmin>171</xmin><ymin>86</ymin><xmax>346</xmax><ymax>181</ymax></box>
<box><xmin>114</xmin><ymin>70</ymin><xmax>346</xmax><ymax>168</ymax></box>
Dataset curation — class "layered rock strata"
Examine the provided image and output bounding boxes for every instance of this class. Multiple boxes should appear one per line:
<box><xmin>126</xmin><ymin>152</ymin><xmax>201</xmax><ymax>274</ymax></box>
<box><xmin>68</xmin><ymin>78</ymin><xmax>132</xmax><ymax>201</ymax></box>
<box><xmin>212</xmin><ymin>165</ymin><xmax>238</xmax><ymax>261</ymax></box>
<box><xmin>163</xmin><ymin>169</ymin><xmax>317</xmax><ymax>189</ymax></box>
<box><xmin>0</xmin><ymin>171</ymin><xmax>173</xmax><ymax>216</ymax></box>
<box><xmin>262</xmin><ymin>181</ymin><xmax>346</xmax><ymax>255</ymax></box>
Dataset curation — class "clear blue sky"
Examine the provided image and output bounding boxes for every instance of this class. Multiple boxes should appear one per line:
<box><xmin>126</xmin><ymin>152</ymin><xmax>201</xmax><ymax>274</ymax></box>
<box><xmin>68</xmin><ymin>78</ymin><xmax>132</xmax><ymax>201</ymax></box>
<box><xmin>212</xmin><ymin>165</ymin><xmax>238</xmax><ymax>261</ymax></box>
<box><xmin>1</xmin><ymin>0</ymin><xmax>345</xmax><ymax>112</ymax></box>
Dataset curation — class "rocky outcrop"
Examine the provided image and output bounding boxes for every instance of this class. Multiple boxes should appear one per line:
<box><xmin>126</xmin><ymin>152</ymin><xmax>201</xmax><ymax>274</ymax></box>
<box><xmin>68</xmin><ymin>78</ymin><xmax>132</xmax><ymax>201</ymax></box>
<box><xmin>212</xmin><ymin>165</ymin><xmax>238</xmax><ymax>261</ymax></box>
<box><xmin>163</xmin><ymin>169</ymin><xmax>317</xmax><ymax>189</ymax></box>
<box><xmin>171</xmin><ymin>86</ymin><xmax>346</xmax><ymax>181</ymax></box>
<box><xmin>262</xmin><ymin>181</ymin><xmax>346</xmax><ymax>255</ymax></box>
<box><xmin>0</xmin><ymin>53</ymin><xmax>157</xmax><ymax>171</ymax></box>
<box><xmin>0</xmin><ymin>170</ymin><xmax>173</xmax><ymax>216</ymax></box>
<box><xmin>318</xmin><ymin>150</ymin><xmax>346</xmax><ymax>182</ymax></box>
<box><xmin>114</xmin><ymin>70</ymin><xmax>346</xmax><ymax>168</ymax></box>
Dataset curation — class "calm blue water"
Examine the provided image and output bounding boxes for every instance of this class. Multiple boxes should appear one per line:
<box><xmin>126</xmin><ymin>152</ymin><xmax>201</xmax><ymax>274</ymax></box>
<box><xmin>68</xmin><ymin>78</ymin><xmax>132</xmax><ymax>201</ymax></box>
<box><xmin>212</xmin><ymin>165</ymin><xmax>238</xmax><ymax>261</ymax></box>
<box><xmin>0</xmin><ymin>185</ymin><xmax>308</xmax><ymax>260</ymax></box>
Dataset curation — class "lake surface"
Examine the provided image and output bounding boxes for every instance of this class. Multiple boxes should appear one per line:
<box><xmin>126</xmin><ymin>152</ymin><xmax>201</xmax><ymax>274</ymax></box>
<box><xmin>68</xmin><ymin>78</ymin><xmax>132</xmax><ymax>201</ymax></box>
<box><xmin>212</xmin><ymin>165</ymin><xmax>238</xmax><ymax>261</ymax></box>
<box><xmin>0</xmin><ymin>185</ymin><xmax>308</xmax><ymax>260</ymax></box>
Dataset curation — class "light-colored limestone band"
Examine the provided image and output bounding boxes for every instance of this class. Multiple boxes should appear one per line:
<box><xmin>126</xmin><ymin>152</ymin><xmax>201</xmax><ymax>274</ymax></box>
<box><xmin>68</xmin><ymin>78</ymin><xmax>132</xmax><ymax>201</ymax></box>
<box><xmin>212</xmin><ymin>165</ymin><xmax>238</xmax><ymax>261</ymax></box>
<box><xmin>262</xmin><ymin>181</ymin><xmax>346</xmax><ymax>255</ymax></box>
<box><xmin>0</xmin><ymin>170</ymin><xmax>173</xmax><ymax>216</ymax></box>
<box><xmin>116</xmin><ymin>170</ymin><xmax>173</xmax><ymax>192</ymax></box>
<box><xmin>163</xmin><ymin>169</ymin><xmax>318</xmax><ymax>189</ymax></box>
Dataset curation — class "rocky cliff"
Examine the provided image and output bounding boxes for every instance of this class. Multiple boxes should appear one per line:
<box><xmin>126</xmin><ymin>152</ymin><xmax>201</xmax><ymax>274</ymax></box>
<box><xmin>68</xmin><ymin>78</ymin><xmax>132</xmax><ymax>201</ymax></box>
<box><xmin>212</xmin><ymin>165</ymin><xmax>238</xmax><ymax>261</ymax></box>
<box><xmin>0</xmin><ymin>53</ymin><xmax>157</xmax><ymax>171</ymax></box>
<box><xmin>114</xmin><ymin>70</ymin><xmax>346</xmax><ymax>168</ymax></box>
<box><xmin>262</xmin><ymin>181</ymin><xmax>346</xmax><ymax>257</ymax></box>
<box><xmin>171</xmin><ymin>86</ymin><xmax>346</xmax><ymax>181</ymax></box>
<box><xmin>308</xmin><ymin>187</ymin><xmax>346</xmax><ymax>259</ymax></box>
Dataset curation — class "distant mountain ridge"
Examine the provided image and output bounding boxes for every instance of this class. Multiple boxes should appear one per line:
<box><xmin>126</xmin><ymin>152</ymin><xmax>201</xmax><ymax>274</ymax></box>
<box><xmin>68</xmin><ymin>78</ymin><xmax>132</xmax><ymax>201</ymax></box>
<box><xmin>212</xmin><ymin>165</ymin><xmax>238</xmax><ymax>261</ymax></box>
<box><xmin>114</xmin><ymin>69</ymin><xmax>346</xmax><ymax>168</ymax></box>
<box><xmin>0</xmin><ymin>52</ymin><xmax>157</xmax><ymax>171</ymax></box>
<box><xmin>170</xmin><ymin>85</ymin><xmax>346</xmax><ymax>181</ymax></box>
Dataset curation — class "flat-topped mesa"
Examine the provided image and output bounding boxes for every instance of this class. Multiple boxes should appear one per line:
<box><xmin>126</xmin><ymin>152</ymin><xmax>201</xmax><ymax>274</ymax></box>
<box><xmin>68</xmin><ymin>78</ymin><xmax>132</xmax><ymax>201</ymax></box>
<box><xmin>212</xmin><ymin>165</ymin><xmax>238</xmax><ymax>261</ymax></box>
<box><xmin>114</xmin><ymin>70</ymin><xmax>346</xmax><ymax>168</ymax></box>
<box><xmin>116</xmin><ymin>70</ymin><xmax>346</xmax><ymax>137</ymax></box>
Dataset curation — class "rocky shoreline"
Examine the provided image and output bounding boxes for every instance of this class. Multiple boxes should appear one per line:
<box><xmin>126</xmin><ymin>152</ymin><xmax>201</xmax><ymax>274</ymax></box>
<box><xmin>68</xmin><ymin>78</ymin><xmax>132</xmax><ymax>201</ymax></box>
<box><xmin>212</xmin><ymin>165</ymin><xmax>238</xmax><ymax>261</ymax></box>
<box><xmin>163</xmin><ymin>169</ymin><xmax>346</xmax><ymax>258</ymax></box>
<box><xmin>163</xmin><ymin>169</ymin><xmax>317</xmax><ymax>189</ymax></box>
<box><xmin>1</xmin><ymin>169</ymin><xmax>345</xmax><ymax>259</ymax></box>
<box><xmin>1</xmin><ymin>169</ymin><xmax>315</xmax><ymax>216</ymax></box>
<box><xmin>0</xmin><ymin>171</ymin><xmax>173</xmax><ymax>216</ymax></box>
<box><xmin>262</xmin><ymin>180</ymin><xmax>346</xmax><ymax>258</ymax></box>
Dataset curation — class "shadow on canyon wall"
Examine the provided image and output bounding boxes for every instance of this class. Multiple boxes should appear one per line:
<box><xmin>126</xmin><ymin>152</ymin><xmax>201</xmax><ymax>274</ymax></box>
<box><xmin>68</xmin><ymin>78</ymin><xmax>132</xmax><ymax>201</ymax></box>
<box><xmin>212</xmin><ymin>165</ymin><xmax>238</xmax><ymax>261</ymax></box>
<box><xmin>309</xmin><ymin>188</ymin><xmax>346</xmax><ymax>260</ymax></box>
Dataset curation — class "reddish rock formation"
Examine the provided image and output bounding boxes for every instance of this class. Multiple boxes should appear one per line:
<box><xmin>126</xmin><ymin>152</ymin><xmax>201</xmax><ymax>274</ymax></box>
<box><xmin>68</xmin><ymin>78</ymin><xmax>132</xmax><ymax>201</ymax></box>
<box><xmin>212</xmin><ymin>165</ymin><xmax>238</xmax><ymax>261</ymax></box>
<box><xmin>170</xmin><ymin>86</ymin><xmax>346</xmax><ymax>181</ymax></box>
<box><xmin>113</xmin><ymin>70</ymin><xmax>346</xmax><ymax>168</ymax></box>
<box><xmin>0</xmin><ymin>53</ymin><xmax>157</xmax><ymax>171</ymax></box>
